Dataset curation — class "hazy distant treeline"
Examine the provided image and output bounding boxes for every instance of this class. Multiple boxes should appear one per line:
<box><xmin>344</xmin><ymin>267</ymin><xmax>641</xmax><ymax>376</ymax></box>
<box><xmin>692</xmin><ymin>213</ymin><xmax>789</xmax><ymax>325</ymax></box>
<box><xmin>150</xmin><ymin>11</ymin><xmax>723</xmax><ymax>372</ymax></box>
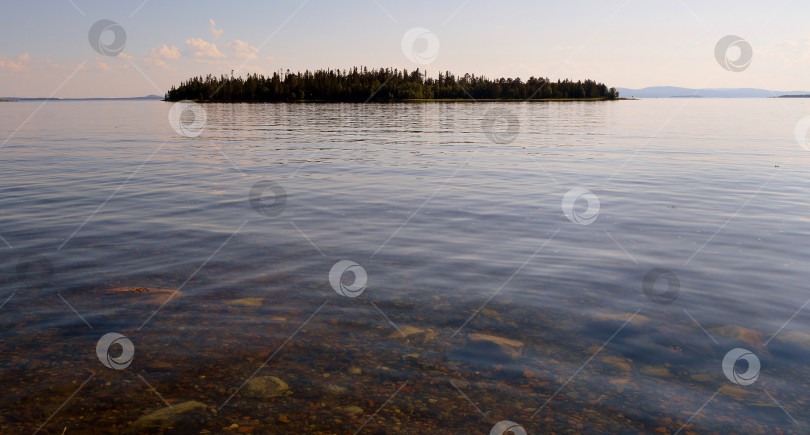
<box><xmin>165</xmin><ymin>67</ymin><xmax>619</xmax><ymax>102</ymax></box>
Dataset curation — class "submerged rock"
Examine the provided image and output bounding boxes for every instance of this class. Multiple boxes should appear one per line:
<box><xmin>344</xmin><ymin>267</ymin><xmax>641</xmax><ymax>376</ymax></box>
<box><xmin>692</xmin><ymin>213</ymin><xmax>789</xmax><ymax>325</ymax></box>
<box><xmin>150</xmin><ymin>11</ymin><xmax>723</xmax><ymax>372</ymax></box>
<box><xmin>108</xmin><ymin>287</ymin><xmax>178</xmax><ymax>305</ymax></box>
<box><xmin>466</xmin><ymin>333</ymin><xmax>524</xmax><ymax>359</ymax></box>
<box><xmin>708</xmin><ymin>325</ymin><xmax>766</xmax><ymax>350</ymax></box>
<box><xmin>769</xmin><ymin>330</ymin><xmax>810</xmax><ymax>359</ymax></box>
<box><xmin>600</xmin><ymin>355</ymin><xmax>632</xmax><ymax>373</ymax></box>
<box><xmin>640</xmin><ymin>365</ymin><xmax>673</xmax><ymax>378</ymax></box>
<box><xmin>608</xmin><ymin>376</ymin><xmax>631</xmax><ymax>385</ymax></box>
<box><xmin>389</xmin><ymin>325</ymin><xmax>426</xmax><ymax>338</ymax></box>
<box><xmin>339</xmin><ymin>406</ymin><xmax>363</xmax><ymax>416</ymax></box>
<box><xmin>690</xmin><ymin>374</ymin><xmax>712</xmax><ymax>383</ymax></box>
<box><xmin>719</xmin><ymin>385</ymin><xmax>756</xmax><ymax>400</ymax></box>
<box><xmin>324</xmin><ymin>384</ymin><xmax>348</xmax><ymax>396</ymax></box>
<box><xmin>242</xmin><ymin>376</ymin><xmax>288</xmax><ymax>399</ymax></box>
<box><xmin>590</xmin><ymin>313</ymin><xmax>650</xmax><ymax>327</ymax></box>
<box><xmin>126</xmin><ymin>401</ymin><xmax>208</xmax><ymax>433</ymax></box>
<box><xmin>228</xmin><ymin>297</ymin><xmax>264</xmax><ymax>308</ymax></box>
<box><xmin>772</xmin><ymin>331</ymin><xmax>810</xmax><ymax>350</ymax></box>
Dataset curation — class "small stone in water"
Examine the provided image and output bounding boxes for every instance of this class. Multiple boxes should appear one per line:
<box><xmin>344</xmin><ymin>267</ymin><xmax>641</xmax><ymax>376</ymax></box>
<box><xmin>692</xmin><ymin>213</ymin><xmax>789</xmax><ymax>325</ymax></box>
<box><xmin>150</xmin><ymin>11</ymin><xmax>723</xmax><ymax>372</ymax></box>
<box><xmin>242</xmin><ymin>376</ymin><xmax>288</xmax><ymax>399</ymax></box>
<box><xmin>228</xmin><ymin>297</ymin><xmax>264</xmax><ymax>308</ymax></box>
<box><xmin>690</xmin><ymin>374</ymin><xmax>712</xmax><ymax>383</ymax></box>
<box><xmin>390</xmin><ymin>325</ymin><xmax>426</xmax><ymax>338</ymax></box>
<box><xmin>339</xmin><ymin>406</ymin><xmax>363</xmax><ymax>416</ymax></box>
<box><xmin>641</xmin><ymin>366</ymin><xmax>673</xmax><ymax>378</ymax></box>
<box><xmin>126</xmin><ymin>400</ymin><xmax>208</xmax><ymax>433</ymax></box>
<box><xmin>325</xmin><ymin>384</ymin><xmax>348</xmax><ymax>396</ymax></box>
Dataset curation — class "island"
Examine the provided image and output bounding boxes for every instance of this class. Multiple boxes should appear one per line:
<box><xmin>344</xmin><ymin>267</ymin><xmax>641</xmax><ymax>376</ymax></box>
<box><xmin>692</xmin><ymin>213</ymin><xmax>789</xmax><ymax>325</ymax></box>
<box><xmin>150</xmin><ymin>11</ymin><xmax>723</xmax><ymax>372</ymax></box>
<box><xmin>165</xmin><ymin>67</ymin><xmax>619</xmax><ymax>102</ymax></box>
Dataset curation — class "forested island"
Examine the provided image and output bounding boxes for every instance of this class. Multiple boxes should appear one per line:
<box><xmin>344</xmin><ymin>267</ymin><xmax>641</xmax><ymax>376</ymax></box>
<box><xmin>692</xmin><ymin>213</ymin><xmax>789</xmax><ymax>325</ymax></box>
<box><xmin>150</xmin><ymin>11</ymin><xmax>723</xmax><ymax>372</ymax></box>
<box><xmin>165</xmin><ymin>67</ymin><xmax>619</xmax><ymax>102</ymax></box>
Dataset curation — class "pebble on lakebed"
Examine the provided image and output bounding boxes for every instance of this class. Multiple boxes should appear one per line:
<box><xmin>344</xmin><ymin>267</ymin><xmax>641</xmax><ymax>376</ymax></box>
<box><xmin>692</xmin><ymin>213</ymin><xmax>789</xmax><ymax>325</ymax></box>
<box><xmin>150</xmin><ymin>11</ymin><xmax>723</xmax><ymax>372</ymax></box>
<box><xmin>590</xmin><ymin>313</ymin><xmax>650</xmax><ymax>327</ymax></box>
<box><xmin>242</xmin><ymin>376</ymin><xmax>289</xmax><ymax>398</ymax></box>
<box><xmin>708</xmin><ymin>325</ymin><xmax>767</xmax><ymax>352</ymax></box>
<box><xmin>126</xmin><ymin>401</ymin><xmax>209</xmax><ymax>433</ymax></box>
<box><xmin>339</xmin><ymin>406</ymin><xmax>364</xmax><ymax>416</ymax></box>
<box><xmin>108</xmin><ymin>287</ymin><xmax>178</xmax><ymax>305</ymax></box>
<box><xmin>325</xmin><ymin>384</ymin><xmax>348</xmax><ymax>396</ymax></box>
<box><xmin>388</xmin><ymin>325</ymin><xmax>426</xmax><ymax>338</ymax></box>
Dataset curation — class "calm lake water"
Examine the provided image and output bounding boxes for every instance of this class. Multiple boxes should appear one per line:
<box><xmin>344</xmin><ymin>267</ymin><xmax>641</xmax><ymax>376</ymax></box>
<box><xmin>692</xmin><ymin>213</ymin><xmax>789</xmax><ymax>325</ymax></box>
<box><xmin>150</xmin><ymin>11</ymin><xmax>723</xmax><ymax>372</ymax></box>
<box><xmin>1</xmin><ymin>99</ymin><xmax>810</xmax><ymax>434</ymax></box>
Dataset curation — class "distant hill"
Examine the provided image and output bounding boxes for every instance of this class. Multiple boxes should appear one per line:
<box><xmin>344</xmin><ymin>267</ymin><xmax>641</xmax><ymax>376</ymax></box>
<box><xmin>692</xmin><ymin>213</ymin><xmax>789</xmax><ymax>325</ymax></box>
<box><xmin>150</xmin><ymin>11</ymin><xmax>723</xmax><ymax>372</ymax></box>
<box><xmin>0</xmin><ymin>95</ymin><xmax>163</xmax><ymax>101</ymax></box>
<box><xmin>616</xmin><ymin>87</ymin><xmax>810</xmax><ymax>98</ymax></box>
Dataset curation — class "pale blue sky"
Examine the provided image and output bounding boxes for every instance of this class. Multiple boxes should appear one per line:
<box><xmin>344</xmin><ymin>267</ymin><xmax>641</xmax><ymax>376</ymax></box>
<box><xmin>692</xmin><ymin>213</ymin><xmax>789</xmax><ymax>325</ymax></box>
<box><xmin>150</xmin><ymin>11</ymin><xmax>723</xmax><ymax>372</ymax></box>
<box><xmin>0</xmin><ymin>0</ymin><xmax>807</xmax><ymax>97</ymax></box>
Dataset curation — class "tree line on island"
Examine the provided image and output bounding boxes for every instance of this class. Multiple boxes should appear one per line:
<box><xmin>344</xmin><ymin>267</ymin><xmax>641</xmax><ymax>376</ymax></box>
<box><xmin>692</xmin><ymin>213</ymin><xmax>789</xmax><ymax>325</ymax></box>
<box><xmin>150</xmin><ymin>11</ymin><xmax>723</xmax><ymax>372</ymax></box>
<box><xmin>165</xmin><ymin>67</ymin><xmax>619</xmax><ymax>102</ymax></box>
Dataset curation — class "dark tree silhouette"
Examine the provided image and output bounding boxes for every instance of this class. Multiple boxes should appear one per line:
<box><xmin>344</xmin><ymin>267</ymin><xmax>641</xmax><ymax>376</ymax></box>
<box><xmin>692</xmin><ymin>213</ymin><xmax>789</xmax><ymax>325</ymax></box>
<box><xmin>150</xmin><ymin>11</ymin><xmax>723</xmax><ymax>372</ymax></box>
<box><xmin>165</xmin><ymin>67</ymin><xmax>619</xmax><ymax>102</ymax></box>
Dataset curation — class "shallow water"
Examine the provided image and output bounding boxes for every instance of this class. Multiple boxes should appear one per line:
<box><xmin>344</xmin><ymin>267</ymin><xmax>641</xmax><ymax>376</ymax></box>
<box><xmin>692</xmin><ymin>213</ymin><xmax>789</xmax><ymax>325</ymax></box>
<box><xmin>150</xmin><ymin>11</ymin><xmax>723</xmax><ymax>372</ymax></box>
<box><xmin>1</xmin><ymin>99</ymin><xmax>810</xmax><ymax>433</ymax></box>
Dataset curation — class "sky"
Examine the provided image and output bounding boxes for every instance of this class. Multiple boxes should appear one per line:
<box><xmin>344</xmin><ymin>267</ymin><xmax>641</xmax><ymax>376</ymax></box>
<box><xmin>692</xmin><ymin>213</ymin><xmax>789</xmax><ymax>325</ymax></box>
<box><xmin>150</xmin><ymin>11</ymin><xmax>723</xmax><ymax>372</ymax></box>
<box><xmin>0</xmin><ymin>0</ymin><xmax>807</xmax><ymax>98</ymax></box>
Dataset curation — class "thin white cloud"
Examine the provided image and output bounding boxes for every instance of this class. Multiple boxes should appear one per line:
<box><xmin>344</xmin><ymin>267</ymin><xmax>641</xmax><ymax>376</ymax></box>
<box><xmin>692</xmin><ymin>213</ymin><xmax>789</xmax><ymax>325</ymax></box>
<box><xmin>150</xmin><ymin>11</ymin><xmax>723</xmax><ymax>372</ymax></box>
<box><xmin>43</xmin><ymin>59</ymin><xmax>64</xmax><ymax>70</ymax></box>
<box><xmin>145</xmin><ymin>44</ymin><xmax>182</xmax><ymax>69</ymax></box>
<box><xmin>186</xmin><ymin>38</ymin><xmax>225</xmax><ymax>60</ymax></box>
<box><xmin>227</xmin><ymin>40</ymin><xmax>259</xmax><ymax>59</ymax></box>
<box><xmin>760</xmin><ymin>39</ymin><xmax>810</xmax><ymax>68</ymax></box>
<box><xmin>210</xmin><ymin>19</ymin><xmax>223</xmax><ymax>40</ymax></box>
<box><xmin>150</xmin><ymin>44</ymin><xmax>181</xmax><ymax>60</ymax></box>
<box><xmin>0</xmin><ymin>53</ymin><xmax>30</xmax><ymax>71</ymax></box>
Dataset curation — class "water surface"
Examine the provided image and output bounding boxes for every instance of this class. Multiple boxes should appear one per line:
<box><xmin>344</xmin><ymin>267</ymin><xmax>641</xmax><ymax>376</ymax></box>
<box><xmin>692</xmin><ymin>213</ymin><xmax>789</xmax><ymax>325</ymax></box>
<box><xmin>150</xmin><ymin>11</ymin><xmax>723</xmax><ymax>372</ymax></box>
<box><xmin>1</xmin><ymin>99</ymin><xmax>809</xmax><ymax>434</ymax></box>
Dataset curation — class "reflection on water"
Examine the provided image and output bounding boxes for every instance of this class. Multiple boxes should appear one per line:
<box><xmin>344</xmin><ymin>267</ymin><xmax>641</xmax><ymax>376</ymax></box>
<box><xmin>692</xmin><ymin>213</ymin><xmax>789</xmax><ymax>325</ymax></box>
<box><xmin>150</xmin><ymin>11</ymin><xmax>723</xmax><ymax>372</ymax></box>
<box><xmin>1</xmin><ymin>99</ymin><xmax>810</xmax><ymax>433</ymax></box>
